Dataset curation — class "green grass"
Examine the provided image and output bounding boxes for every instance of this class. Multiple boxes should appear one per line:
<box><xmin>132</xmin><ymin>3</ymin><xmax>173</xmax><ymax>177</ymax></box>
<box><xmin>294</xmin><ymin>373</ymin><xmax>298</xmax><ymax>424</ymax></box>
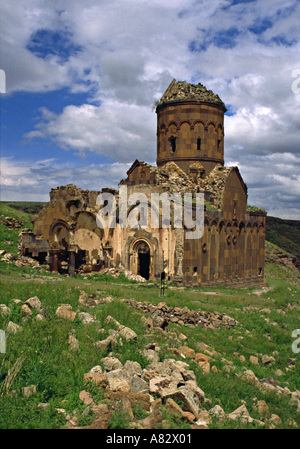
<box><xmin>0</xmin><ymin>202</ymin><xmax>34</xmax><ymax>255</ymax></box>
<box><xmin>266</xmin><ymin>216</ymin><xmax>300</xmax><ymax>257</ymax></box>
<box><xmin>0</xmin><ymin>203</ymin><xmax>299</xmax><ymax>429</ymax></box>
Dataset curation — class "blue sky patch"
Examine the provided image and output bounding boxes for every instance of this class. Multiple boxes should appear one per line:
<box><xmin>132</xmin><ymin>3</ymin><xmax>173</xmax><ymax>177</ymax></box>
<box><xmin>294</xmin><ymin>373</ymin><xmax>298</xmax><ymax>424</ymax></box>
<box><xmin>1</xmin><ymin>89</ymin><xmax>91</xmax><ymax>163</ymax></box>
<box><xmin>27</xmin><ymin>29</ymin><xmax>83</xmax><ymax>62</ymax></box>
<box><xmin>189</xmin><ymin>27</ymin><xmax>240</xmax><ymax>52</ymax></box>
<box><xmin>248</xmin><ymin>18</ymin><xmax>273</xmax><ymax>35</ymax></box>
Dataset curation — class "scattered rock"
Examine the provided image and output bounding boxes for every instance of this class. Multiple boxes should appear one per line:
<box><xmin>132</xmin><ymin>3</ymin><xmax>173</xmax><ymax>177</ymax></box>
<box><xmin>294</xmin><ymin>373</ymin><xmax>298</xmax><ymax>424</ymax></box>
<box><xmin>227</xmin><ymin>404</ymin><xmax>253</xmax><ymax>423</ymax></box>
<box><xmin>83</xmin><ymin>372</ymin><xmax>108</xmax><ymax>388</ymax></box>
<box><xmin>2</xmin><ymin>216</ymin><xmax>23</xmax><ymax>228</ymax></box>
<box><xmin>124</xmin><ymin>299</ymin><xmax>238</xmax><ymax>330</ymax></box>
<box><xmin>268</xmin><ymin>414</ymin><xmax>282</xmax><ymax>427</ymax></box>
<box><xmin>79</xmin><ymin>390</ymin><xmax>94</xmax><ymax>406</ymax></box>
<box><xmin>21</xmin><ymin>304</ymin><xmax>32</xmax><ymax>317</ymax></box>
<box><xmin>254</xmin><ymin>400</ymin><xmax>270</xmax><ymax>419</ymax></box>
<box><xmin>68</xmin><ymin>334</ymin><xmax>80</xmax><ymax>350</ymax></box>
<box><xmin>0</xmin><ymin>304</ymin><xmax>11</xmax><ymax>315</ymax></box>
<box><xmin>22</xmin><ymin>385</ymin><xmax>36</xmax><ymax>398</ymax></box>
<box><xmin>78</xmin><ymin>311</ymin><xmax>95</xmax><ymax>324</ymax></box>
<box><xmin>55</xmin><ymin>305</ymin><xmax>76</xmax><ymax>321</ymax></box>
<box><xmin>250</xmin><ymin>355</ymin><xmax>259</xmax><ymax>365</ymax></box>
<box><xmin>95</xmin><ymin>335</ymin><xmax>118</xmax><ymax>352</ymax></box>
<box><xmin>84</xmin><ymin>403</ymin><xmax>113</xmax><ymax>429</ymax></box>
<box><xmin>6</xmin><ymin>321</ymin><xmax>22</xmax><ymax>334</ymax></box>
<box><xmin>106</xmin><ymin>369</ymin><xmax>131</xmax><ymax>392</ymax></box>
<box><xmin>25</xmin><ymin>296</ymin><xmax>42</xmax><ymax>312</ymax></box>
<box><xmin>101</xmin><ymin>357</ymin><xmax>123</xmax><ymax>372</ymax></box>
<box><xmin>89</xmin><ymin>365</ymin><xmax>103</xmax><ymax>375</ymax></box>
<box><xmin>262</xmin><ymin>354</ymin><xmax>275</xmax><ymax>365</ymax></box>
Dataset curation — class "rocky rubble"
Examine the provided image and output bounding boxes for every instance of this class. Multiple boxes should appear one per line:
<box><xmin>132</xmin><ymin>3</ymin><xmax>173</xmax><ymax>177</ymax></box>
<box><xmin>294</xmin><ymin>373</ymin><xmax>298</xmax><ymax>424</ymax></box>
<box><xmin>0</xmin><ymin>252</ymin><xmax>42</xmax><ymax>268</ymax></box>
<box><xmin>123</xmin><ymin>298</ymin><xmax>238</xmax><ymax>330</ymax></box>
<box><xmin>101</xmin><ymin>267</ymin><xmax>147</xmax><ymax>283</ymax></box>
<box><xmin>1</xmin><ymin>292</ymin><xmax>299</xmax><ymax>429</ymax></box>
<box><xmin>67</xmin><ymin>352</ymin><xmax>298</xmax><ymax>430</ymax></box>
<box><xmin>1</xmin><ymin>216</ymin><xmax>23</xmax><ymax>228</ymax></box>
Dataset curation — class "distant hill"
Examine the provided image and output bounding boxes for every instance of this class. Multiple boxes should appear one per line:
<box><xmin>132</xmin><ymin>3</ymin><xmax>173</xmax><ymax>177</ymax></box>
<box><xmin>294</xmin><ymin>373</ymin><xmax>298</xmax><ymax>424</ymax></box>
<box><xmin>1</xmin><ymin>201</ymin><xmax>47</xmax><ymax>215</ymax></box>
<box><xmin>266</xmin><ymin>216</ymin><xmax>300</xmax><ymax>267</ymax></box>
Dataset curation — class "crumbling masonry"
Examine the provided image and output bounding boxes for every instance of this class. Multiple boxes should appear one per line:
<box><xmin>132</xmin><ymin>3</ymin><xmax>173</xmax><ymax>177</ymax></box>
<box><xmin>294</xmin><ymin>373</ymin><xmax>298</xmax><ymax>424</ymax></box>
<box><xmin>19</xmin><ymin>79</ymin><xmax>267</xmax><ymax>287</ymax></box>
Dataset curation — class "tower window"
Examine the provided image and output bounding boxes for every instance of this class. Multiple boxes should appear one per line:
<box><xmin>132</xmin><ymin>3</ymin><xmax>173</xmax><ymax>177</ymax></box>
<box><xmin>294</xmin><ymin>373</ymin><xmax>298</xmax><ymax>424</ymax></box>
<box><xmin>169</xmin><ymin>136</ymin><xmax>176</xmax><ymax>152</ymax></box>
<box><xmin>197</xmin><ymin>138</ymin><xmax>201</xmax><ymax>151</ymax></box>
<box><xmin>217</xmin><ymin>139</ymin><xmax>221</xmax><ymax>150</ymax></box>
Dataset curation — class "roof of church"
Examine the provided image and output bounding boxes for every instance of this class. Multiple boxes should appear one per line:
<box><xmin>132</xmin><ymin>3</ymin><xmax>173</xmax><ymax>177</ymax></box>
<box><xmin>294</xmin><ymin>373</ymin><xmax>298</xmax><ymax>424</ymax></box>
<box><xmin>157</xmin><ymin>79</ymin><xmax>226</xmax><ymax>111</ymax></box>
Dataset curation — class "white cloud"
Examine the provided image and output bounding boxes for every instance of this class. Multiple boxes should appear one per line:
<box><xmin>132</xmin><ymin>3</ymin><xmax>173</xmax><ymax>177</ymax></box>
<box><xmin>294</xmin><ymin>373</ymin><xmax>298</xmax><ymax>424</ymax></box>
<box><xmin>0</xmin><ymin>157</ymin><xmax>131</xmax><ymax>201</ymax></box>
<box><xmin>1</xmin><ymin>0</ymin><xmax>300</xmax><ymax>218</ymax></box>
<box><xmin>25</xmin><ymin>100</ymin><xmax>157</xmax><ymax>162</ymax></box>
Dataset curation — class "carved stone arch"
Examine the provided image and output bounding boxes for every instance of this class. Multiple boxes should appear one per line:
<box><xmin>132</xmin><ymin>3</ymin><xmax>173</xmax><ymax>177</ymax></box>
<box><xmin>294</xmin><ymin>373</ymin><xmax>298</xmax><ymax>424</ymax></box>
<box><xmin>167</xmin><ymin>120</ymin><xmax>179</xmax><ymax>133</ymax></box>
<box><xmin>179</xmin><ymin>119</ymin><xmax>192</xmax><ymax>129</ymax></box>
<box><xmin>253</xmin><ymin>222</ymin><xmax>259</xmax><ymax>234</ymax></box>
<box><xmin>206</xmin><ymin>121</ymin><xmax>217</xmax><ymax>130</ymax></box>
<box><xmin>258</xmin><ymin>222</ymin><xmax>265</xmax><ymax>234</ymax></box>
<box><xmin>226</xmin><ymin>221</ymin><xmax>232</xmax><ymax>230</ymax></box>
<box><xmin>50</xmin><ymin>219</ymin><xmax>70</xmax><ymax>248</ymax></box>
<box><xmin>208</xmin><ymin>218</ymin><xmax>218</xmax><ymax>231</ymax></box>
<box><xmin>129</xmin><ymin>237</ymin><xmax>154</xmax><ymax>280</ymax></box>
<box><xmin>239</xmin><ymin>221</ymin><xmax>245</xmax><ymax>234</ymax></box>
<box><xmin>216</xmin><ymin>123</ymin><xmax>224</xmax><ymax>133</ymax></box>
<box><xmin>50</xmin><ymin>218</ymin><xmax>69</xmax><ymax>236</ymax></box>
<box><xmin>193</xmin><ymin>119</ymin><xmax>206</xmax><ymax>128</ymax></box>
<box><xmin>246</xmin><ymin>222</ymin><xmax>252</xmax><ymax>233</ymax></box>
<box><xmin>226</xmin><ymin>221</ymin><xmax>232</xmax><ymax>244</ymax></box>
<box><xmin>219</xmin><ymin>220</ymin><xmax>226</xmax><ymax>232</ymax></box>
<box><xmin>73</xmin><ymin>210</ymin><xmax>104</xmax><ymax>268</ymax></box>
<box><xmin>204</xmin><ymin>216</ymin><xmax>210</xmax><ymax>227</ymax></box>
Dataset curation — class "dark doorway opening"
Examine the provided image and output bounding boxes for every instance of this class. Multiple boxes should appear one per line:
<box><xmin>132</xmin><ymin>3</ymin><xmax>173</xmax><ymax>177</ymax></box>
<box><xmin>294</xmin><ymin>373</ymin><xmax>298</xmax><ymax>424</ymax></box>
<box><xmin>135</xmin><ymin>240</ymin><xmax>150</xmax><ymax>280</ymax></box>
<box><xmin>138</xmin><ymin>252</ymin><xmax>150</xmax><ymax>280</ymax></box>
<box><xmin>75</xmin><ymin>250</ymin><xmax>86</xmax><ymax>270</ymax></box>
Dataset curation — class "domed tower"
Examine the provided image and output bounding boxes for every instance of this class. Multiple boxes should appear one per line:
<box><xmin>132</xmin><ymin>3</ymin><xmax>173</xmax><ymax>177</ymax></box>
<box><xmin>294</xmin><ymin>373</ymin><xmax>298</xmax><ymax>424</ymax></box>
<box><xmin>156</xmin><ymin>79</ymin><xmax>227</xmax><ymax>177</ymax></box>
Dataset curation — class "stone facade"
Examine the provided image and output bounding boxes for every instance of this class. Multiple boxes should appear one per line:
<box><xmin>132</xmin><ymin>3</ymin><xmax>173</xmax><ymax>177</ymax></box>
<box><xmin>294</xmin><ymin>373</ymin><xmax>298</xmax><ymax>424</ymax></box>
<box><xmin>19</xmin><ymin>79</ymin><xmax>267</xmax><ymax>287</ymax></box>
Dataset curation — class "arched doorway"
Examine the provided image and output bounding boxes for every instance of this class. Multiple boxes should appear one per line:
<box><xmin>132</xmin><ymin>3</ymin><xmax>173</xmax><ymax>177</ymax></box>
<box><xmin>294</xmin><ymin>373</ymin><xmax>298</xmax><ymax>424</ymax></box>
<box><xmin>135</xmin><ymin>240</ymin><xmax>150</xmax><ymax>280</ymax></box>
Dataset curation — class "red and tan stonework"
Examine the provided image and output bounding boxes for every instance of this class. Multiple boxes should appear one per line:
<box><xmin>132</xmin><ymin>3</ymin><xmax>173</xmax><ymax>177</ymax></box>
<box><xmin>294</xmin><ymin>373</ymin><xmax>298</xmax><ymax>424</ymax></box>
<box><xmin>19</xmin><ymin>79</ymin><xmax>266</xmax><ymax>287</ymax></box>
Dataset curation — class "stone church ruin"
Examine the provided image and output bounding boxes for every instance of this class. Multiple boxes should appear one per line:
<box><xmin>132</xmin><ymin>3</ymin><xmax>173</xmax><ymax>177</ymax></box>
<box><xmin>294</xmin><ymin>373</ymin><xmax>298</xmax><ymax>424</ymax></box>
<box><xmin>19</xmin><ymin>79</ymin><xmax>267</xmax><ymax>287</ymax></box>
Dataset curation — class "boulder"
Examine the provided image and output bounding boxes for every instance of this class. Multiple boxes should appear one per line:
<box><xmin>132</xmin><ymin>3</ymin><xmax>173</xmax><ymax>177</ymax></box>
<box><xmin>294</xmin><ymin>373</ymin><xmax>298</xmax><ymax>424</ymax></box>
<box><xmin>104</xmin><ymin>390</ymin><xmax>151</xmax><ymax>412</ymax></box>
<box><xmin>131</xmin><ymin>375</ymin><xmax>149</xmax><ymax>394</ymax></box>
<box><xmin>106</xmin><ymin>369</ymin><xmax>131</xmax><ymax>392</ymax></box>
<box><xmin>95</xmin><ymin>335</ymin><xmax>118</xmax><ymax>351</ymax></box>
<box><xmin>79</xmin><ymin>390</ymin><xmax>94</xmax><ymax>405</ymax></box>
<box><xmin>84</xmin><ymin>404</ymin><xmax>113</xmax><ymax>429</ymax></box>
<box><xmin>25</xmin><ymin>296</ymin><xmax>42</xmax><ymax>312</ymax></box>
<box><xmin>119</xmin><ymin>326</ymin><xmax>138</xmax><ymax>341</ymax></box>
<box><xmin>6</xmin><ymin>321</ymin><xmax>22</xmax><ymax>334</ymax></box>
<box><xmin>21</xmin><ymin>304</ymin><xmax>32</xmax><ymax>317</ymax></box>
<box><xmin>227</xmin><ymin>404</ymin><xmax>253</xmax><ymax>423</ymax></box>
<box><xmin>55</xmin><ymin>306</ymin><xmax>76</xmax><ymax>321</ymax></box>
<box><xmin>83</xmin><ymin>372</ymin><xmax>108</xmax><ymax>388</ymax></box>
<box><xmin>68</xmin><ymin>334</ymin><xmax>79</xmax><ymax>350</ymax></box>
<box><xmin>78</xmin><ymin>312</ymin><xmax>95</xmax><ymax>324</ymax></box>
<box><xmin>101</xmin><ymin>357</ymin><xmax>123</xmax><ymax>371</ymax></box>
<box><xmin>0</xmin><ymin>304</ymin><xmax>11</xmax><ymax>315</ymax></box>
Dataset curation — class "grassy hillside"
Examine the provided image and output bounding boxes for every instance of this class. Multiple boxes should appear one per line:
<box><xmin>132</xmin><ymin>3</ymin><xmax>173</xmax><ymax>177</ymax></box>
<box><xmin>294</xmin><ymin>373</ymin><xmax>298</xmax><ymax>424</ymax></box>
<box><xmin>1</xmin><ymin>201</ymin><xmax>47</xmax><ymax>216</ymax></box>
<box><xmin>0</xmin><ymin>202</ymin><xmax>299</xmax><ymax>430</ymax></box>
<box><xmin>266</xmin><ymin>216</ymin><xmax>300</xmax><ymax>259</ymax></box>
<box><xmin>0</xmin><ymin>203</ymin><xmax>36</xmax><ymax>255</ymax></box>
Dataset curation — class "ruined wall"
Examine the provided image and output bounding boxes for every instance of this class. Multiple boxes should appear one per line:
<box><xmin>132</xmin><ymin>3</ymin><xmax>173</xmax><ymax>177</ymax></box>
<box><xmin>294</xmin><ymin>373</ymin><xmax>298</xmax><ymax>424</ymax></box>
<box><xmin>19</xmin><ymin>79</ymin><xmax>267</xmax><ymax>287</ymax></box>
<box><xmin>182</xmin><ymin>211</ymin><xmax>266</xmax><ymax>287</ymax></box>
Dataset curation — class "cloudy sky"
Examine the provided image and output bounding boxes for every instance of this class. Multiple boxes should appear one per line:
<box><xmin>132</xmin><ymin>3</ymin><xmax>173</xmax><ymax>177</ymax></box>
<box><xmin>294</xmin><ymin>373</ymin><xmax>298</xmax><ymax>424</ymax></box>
<box><xmin>0</xmin><ymin>0</ymin><xmax>299</xmax><ymax>219</ymax></box>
